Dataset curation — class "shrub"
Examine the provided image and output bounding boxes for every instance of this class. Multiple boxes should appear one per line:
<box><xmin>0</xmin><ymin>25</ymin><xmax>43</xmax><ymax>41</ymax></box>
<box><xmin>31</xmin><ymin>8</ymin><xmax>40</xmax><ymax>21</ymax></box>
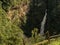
<box><xmin>30</xmin><ymin>28</ymin><xmax>45</xmax><ymax>44</ymax></box>
<box><xmin>48</xmin><ymin>37</ymin><xmax>60</xmax><ymax>45</ymax></box>
<box><xmin>0</xmin><ymin>4</ymin><xmax>24</xmax><ymax>45</ymax></box>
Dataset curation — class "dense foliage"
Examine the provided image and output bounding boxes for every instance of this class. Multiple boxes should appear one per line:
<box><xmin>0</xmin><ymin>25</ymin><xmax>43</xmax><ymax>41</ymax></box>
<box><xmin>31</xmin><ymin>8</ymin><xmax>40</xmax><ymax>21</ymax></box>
<box><xmin>0</xmin><ymin>0</ymin><xmax>24</xmax><ymax>45</ymax></box>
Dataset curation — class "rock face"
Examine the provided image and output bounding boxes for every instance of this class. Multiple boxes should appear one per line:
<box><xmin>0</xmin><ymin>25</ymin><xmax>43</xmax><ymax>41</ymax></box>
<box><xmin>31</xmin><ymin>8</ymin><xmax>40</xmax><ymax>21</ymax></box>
<box><xmin>22</xmin><ymin>0</ymin><xmax>60</xmax><ymax>36</ymax></box>
<box><xmin>45</xmin><ymin>0</ymin><xmax>60</xmax><ymax>35</ymax></box>
<box><xmin>23</xmin><ymin>0</ymin><xmax>46</xmax><ymax>36</ymax></box>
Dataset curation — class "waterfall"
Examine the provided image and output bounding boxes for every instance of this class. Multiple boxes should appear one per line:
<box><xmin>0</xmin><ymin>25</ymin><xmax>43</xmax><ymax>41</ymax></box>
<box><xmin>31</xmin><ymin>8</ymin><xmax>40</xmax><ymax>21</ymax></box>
<box><xmin>40</xmin><ymin>9</ymin><xmax>47</xmax><ymax>35</ymax></box>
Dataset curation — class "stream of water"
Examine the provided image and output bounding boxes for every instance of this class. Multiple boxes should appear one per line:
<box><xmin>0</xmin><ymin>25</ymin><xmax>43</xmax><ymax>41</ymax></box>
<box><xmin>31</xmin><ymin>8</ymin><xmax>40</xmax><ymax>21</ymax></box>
<box><xmin>40</xmin><ymin>9</ymin><xmax>47</xmax><ymax>35</ymax></box>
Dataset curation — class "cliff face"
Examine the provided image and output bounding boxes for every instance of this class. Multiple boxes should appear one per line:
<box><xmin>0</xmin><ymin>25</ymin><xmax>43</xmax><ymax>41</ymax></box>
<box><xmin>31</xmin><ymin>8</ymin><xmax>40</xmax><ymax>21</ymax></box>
<box><xmin>22</xmin><ymin>0</ymin><xmax>46</xmax><ymax>36</ymax></box>
<box><xmin>45</xmin><ymin>0</ymin><xmax>60</xmax><ymax>35</ymax></box>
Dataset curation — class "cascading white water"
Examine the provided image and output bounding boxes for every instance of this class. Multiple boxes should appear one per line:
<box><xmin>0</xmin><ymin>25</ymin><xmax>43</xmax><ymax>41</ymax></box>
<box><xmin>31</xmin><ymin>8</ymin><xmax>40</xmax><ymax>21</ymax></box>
<box><xmin>40</xmin><ymin>9</ymin><xmax>47</xmax><ymax>35</ymax></box>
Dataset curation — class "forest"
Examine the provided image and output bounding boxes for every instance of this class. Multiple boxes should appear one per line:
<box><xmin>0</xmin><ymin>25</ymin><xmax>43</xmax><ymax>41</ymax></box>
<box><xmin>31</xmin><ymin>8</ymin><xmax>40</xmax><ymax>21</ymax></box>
<box><xmin>0</xmin><ymin>0</ymin><xmax>60</xmax><ymax>45</ymax></box>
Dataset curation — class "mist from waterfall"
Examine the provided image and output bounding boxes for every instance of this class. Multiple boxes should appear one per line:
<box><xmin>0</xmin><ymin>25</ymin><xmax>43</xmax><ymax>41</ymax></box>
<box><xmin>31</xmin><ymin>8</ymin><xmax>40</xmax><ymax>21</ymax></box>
<box><xmin>40</xmin><ymin>9</ymin><xmax>47</xmax><ymax>35</ymax></box>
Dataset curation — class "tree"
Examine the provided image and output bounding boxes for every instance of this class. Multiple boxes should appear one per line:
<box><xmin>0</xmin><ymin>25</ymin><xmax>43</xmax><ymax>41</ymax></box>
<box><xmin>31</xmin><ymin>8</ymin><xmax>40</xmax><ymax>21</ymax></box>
<box><xmin>0</xmin><ymin>1</ymin><xmax>24</xmax><ymax>45</ymax></box>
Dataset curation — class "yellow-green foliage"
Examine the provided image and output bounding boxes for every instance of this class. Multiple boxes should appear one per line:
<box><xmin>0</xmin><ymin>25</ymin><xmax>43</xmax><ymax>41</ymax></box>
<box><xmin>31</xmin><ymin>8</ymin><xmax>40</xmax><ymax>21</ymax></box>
<box><xmin>48</xmin><ymin>37</ymin><xmax>60</xmax><ymax>45</ymax></box>
<box><xmin>30</xmin><ymin>28</ymin><xmax>45</xmax><ymax>44</ymax></box>
<box><xmin>0</xmin><ymin>4</ymin><xmax>24</xmax><ymax>45</ymax></box>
